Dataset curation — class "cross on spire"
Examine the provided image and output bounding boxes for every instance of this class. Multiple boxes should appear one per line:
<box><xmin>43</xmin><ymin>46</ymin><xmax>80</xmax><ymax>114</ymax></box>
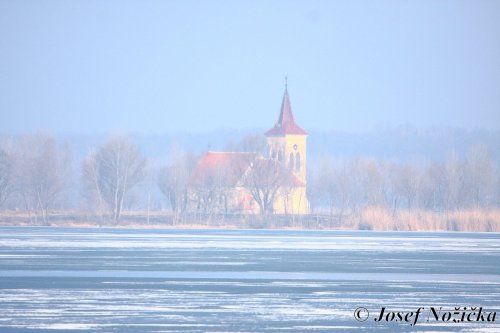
<box><xmin>265</xmin><ymin>80</ymin><xmax>308</xmax><ymax>137</ymax></box>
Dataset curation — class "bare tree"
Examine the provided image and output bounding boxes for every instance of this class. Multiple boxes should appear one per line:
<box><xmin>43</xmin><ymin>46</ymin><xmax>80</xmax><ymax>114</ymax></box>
<box><xmin>13</xmin><ymin>134</ymin><xmax>70</xmax><ymax>224</ymax></box>
<box><xmin>313</xmin><ymin>157</ymin><xmax>355</xmax><ymax>218</ymax></box>
<box><xmin>339</xmin><ymin>158</ymin><xmax>376</xmax><ymax>217</ymax></box>
<box><xmin>82</xmin><ymin>149</ymin><xmax>103</xmax><ymax>214</ymax></box>
<box><xmin>306</xmin><ymin>162</ymin><xmax>321</xmax><ymax>214</ymax></box>
<box><xmin>0</xmin><ymin>148</ymin><xmax>13</xmax><ymax>208</ymax></box>
<box><xmin>465</xmin><ymin>145</ymin><xmax>496</xmax><ymax>208</ymax></box>
<box><xmin>360</xmin><ymin>159</ymin><xmax>388</xmax><ymax>207</ymax></box>
<box><xmin>190</xmin><ymin>154</ymin><xmax>237</xmax><ymax>216</ymax></box>
<box><xmin>315</xmin><ymin>157</ymin><xmax>337</xmax><ymax>216</ymax></box>
<box><xmin>243</xmin><ymin>158</ymin><xmax>291</xmax><ymax>215</ymax></box>
<box><xmin>158</xmin><ymin>148</ymin><xmax>196</xmax><ymax>222</ymax></box>
<box><xmin>419</xmin><ymin>161</ymin><xmax>446</xmax><ymax>210</ymax></box>
<box><xmin>82</xmin><ymin>136</ymin><xmax>146</xmax><ymax>222</ymax></box>
<box><xmin>443</xmin><ymin>151</ymin><xmax>466</xmax><ymax>210</ymax></box>
<box><xmin>392</xmin><ymin>164</ymin><xmax>421</xmax><ymax>212</ymax></box>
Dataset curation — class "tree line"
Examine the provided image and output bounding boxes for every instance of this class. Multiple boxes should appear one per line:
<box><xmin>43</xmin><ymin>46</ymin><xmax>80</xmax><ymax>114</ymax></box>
<box><xmin>0</xmin><ymin>132</ymin><xmax>498</xmax><ymax>225</ymax></box>
<box><xmin>308</xmin><ymin>145</ymin><xmax>499</xmax><ymax>215</ymax></box>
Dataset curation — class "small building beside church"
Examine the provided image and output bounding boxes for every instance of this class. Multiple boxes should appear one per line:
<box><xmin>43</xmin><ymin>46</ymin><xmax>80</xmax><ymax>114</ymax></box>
<box><xmin>189</xmin><ymin>86</ymin><xmax>309</xmax><ymax>215</ymax></box>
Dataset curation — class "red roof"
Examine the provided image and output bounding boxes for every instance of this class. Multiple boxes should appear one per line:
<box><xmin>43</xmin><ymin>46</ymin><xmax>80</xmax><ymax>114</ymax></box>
<box><xmin>265</xmin><ymin>88</ymin><xmax>308</xmax><ymax>136</ymax></box>
<box><xmin>247</xmin><ymin>158</ymin><xmax>305</xmax><ymax>187</ymax></box>
<box><xmin>191</xmin><ymin>152</ymin><xmax>304</xmax><ymax>188</ymax></box>
<box><xmin>191</xmin><ymin>152</ymin><xmax>259</xmax><ymax>187</ymax></box>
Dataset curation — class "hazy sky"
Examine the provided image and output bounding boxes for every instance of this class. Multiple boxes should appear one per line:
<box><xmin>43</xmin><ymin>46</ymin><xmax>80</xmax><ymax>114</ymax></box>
<box><xmin>1</xmin><ymin>0</ymin><xmax>499</xmax><ymax>134</ymax></box>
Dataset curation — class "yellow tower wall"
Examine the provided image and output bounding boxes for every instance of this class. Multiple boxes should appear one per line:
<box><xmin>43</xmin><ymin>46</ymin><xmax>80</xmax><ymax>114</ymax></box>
<box><xmin>267</xmin><ymin>134</ymin><xmax>309</xmax><ymax>214</ymax></box>
<box><xmin>273</xmin><ymin>186</ymin><xmax>309</xmax><ymax>215</ymax></box>
<box><xmin>267</xmin><ymin>134</ymin><xmax>307</xmax><ymax>184</ymax></box>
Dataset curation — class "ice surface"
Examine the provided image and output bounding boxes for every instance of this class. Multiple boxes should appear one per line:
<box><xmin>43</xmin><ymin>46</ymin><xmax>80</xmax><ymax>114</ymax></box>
<box><xmin>0</xmin><ymin>227</ymin><xmax>498</xmax><ymax>332</ymax></box>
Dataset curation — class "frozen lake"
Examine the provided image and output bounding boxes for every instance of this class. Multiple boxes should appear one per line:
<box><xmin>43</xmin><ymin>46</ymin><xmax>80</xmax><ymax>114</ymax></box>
<box><xmin>0</xmin><ymin>227</ymin><xmax>499</xmax><ymax>332</ymax></box>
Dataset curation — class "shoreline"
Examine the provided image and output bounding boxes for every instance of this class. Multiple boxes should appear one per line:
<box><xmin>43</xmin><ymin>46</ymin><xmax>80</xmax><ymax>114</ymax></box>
<box><xmin>1</xmin><ymin>208</ymin><xmax>499</xmax><ymax>232</ymax></box>
<box><xmin>1</xmin><ymin>224</ymin><xmax>499</xmax><ymax>235</ymax></box>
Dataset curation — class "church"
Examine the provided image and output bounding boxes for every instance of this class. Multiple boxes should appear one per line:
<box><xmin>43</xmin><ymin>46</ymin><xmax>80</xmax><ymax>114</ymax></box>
<box><xmin>189</xmin><ymin>85</ymin><xmax>309</xmax><ymax>215</ymax></box>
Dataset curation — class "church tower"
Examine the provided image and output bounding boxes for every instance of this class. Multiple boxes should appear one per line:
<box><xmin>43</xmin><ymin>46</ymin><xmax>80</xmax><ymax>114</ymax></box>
<box><xmin>265</xmin><ymin>84</ymin><xmax>308</xmax><ymax>185</ymax></box>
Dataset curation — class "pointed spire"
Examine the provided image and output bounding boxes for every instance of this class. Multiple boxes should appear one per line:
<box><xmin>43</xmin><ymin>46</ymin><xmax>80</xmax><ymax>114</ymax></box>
<box><xmin>265</xmin><ymin>82</ymin><xmax>308</xmax><ymax>137</ymax></box>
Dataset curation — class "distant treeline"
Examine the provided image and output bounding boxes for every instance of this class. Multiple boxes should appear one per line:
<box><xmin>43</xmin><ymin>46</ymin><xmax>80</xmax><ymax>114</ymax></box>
<box><xmin>0</xmin><ymin>131</ymin><xmax>499</xmax><ymax>230</ymax></box>
<box><xmin>308</xmin><ymin>145</ymin><xmax>499</xmax><ymax>214</ymax></box>
<box><xmin>5</xmin><ymin>126</ymin><xmax>497</xmax><ymax>163</ymax></box>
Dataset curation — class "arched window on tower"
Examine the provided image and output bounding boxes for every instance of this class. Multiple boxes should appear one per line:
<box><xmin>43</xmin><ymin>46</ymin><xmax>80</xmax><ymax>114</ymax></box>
<box><xmin>270</xmin><ymin>149</ymin><xmax>275</xmax><ymax>159</ymax></box>
<box><xmin>289</xmin><ymin>153</ymin><xmax>294</xmax><ymax>169</ymax></box>
<box><xmin>295</xmin><ymin>152</ymin><xmax>301</xmax><ymax>171</ymax></box>
<box><xmin>278</xmin><ymin>150</ymin><xmax>283</xmax><ymax>162</ymax></box>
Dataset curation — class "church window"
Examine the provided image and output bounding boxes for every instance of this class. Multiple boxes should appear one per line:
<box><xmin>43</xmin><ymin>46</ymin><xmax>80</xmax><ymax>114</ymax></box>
<box><xmin>278</xmin><ymin>150</ymin><xmax>283</xmax><ymax>162</ymax></box>
<box><xmin>289</xmin><ymin>153</ymin><xmax>294</xmax><ymax>169</ymax></box>
<box><xmin>296</xmin><ymin>152</ymin><xmax>301</xmax><ymax>171</ymax></box>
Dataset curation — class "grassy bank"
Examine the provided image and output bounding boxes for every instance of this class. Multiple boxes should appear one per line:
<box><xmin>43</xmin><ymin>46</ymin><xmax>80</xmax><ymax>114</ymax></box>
<box><xmin>0</xmin><ymin>207</ymin><xmax>499</xmax><ymax>232</ymax></box>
